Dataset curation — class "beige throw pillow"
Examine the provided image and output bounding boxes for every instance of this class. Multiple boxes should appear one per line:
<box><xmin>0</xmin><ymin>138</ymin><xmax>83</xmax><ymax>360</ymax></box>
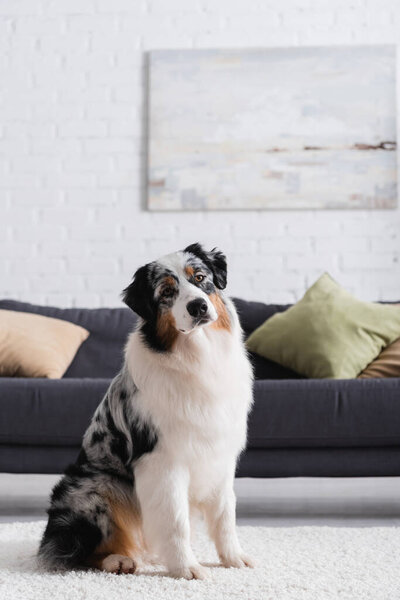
<box><xmin>358</xmin><ymin>337</ymin><xmax>400</xmax><ymax>378</ymax></box>
<box><xmin>0</xmin><ymin>310</ymin><xmax>89</xmax><ymax>378</ymax></box>
<box><xmin>359</xmin><ymin>304</ymin><xmax>400</xmax><ymax>378</ymax></box>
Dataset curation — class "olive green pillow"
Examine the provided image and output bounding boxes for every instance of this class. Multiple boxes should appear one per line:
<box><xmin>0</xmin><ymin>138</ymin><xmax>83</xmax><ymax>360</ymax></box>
<box><xmin>246</xmin><ymin>273</ymin><xmax>400</xmax><ymax>379</ymax></box>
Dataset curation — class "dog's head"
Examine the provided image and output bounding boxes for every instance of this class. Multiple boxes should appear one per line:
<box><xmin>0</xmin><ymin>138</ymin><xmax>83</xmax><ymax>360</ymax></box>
<box><xmin>122</xmin><ymin>243</ymin><xmax>229</xmax><ymax>351</ymax></box>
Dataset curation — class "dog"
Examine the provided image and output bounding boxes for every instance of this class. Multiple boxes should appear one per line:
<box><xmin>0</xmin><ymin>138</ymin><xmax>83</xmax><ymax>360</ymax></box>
<box><xmin>38</xmin><ymin>243</ymin><xmax>254</xmax><ymax>579</ymax></box>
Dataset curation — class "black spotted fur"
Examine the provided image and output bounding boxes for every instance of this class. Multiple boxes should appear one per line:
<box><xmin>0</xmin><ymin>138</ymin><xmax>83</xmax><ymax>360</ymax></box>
<box><xmin>38</xmin><ymin>367</ymin><xmax>158</xmax><ymax>569</ymax></box>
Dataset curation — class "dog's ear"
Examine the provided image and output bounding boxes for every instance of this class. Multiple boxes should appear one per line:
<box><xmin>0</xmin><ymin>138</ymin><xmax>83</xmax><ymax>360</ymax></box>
<box><xmin>207</xmin><ymin>247</ymin><xmax>227</xmax><ymax>290</ymax></box>
<box><xmin>184</xmin><ymin>242</ymin><xmax>227</xmax><ymax>290</ymax></box>
<box><xmin>122</xmin><ymin>264</ymin><xmax>155</xmax><ymax>321</ymax></box>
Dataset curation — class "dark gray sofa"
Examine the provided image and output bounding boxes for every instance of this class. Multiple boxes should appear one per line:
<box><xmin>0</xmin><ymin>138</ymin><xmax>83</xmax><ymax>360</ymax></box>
<box><xmin>1</xmin><ymin>298</ymin><xmax>400</xmax><ymax>477</ymax></box>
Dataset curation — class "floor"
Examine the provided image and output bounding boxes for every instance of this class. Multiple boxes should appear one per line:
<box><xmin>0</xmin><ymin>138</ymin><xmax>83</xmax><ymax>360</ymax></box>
<box><xmin>1</xmin><ymin>474</ymin><xmax>400</xmax><ymax>527</ymax></box>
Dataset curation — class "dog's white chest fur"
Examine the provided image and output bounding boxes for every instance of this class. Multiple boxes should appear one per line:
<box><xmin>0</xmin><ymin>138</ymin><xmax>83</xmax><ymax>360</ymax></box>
<box><xmin>125</xmin><ymin>311</ymin><xmax>253</xmax><ymax>500</ymax></box>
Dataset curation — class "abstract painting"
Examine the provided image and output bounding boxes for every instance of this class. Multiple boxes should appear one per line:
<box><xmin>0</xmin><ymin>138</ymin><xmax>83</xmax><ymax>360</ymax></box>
<box><xmin>148</xmin><ymin>46</ymin><xmax>397</xmax><ymax>210</ymax></box>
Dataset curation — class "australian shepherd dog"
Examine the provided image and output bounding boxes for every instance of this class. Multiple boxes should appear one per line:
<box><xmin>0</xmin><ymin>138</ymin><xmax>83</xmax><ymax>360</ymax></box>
<box><xmin>38</xmin><ymin>243</ymin><xmax>254</xmax><ymax>579</ymax></box>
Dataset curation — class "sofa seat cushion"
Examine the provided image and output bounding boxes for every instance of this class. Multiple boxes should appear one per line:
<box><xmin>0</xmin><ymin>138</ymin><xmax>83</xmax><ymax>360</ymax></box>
<box><xmin>2</xmin><ymin>377</ymin><xmax>400</xmax><ymax>451</ymax></box>
<box><xmin>248</xmin><ymin>377</ymin><xmax>400</xmax><ymax>449</ymax></box>
<box><xmin>0</xmin><ymin>378</ymin><xmax>109</xmax><ymax>446</ymax></box>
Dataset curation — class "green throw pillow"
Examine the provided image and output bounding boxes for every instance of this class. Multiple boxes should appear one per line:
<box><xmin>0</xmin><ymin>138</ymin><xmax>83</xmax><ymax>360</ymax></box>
<box><xmin>246</xmin><ymin>273</ymin><xmax>400</xmax><ymax>379</ymax></box>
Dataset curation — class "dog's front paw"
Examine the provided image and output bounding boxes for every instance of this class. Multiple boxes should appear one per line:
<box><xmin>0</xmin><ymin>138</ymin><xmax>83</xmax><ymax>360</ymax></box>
<box><xmin>101</xmin><ymin>554</ymin><xmax>137</xmax><ymax>574</ymax></box>
<box><xmin>170</xmin><ymin>563</ymin><xmax>209</xmax><ymax>580</ymax></box>
<box><xmin>221</xmin><ymin>553</ymin><xmax>255</xmax><ymax>569</ymax></box>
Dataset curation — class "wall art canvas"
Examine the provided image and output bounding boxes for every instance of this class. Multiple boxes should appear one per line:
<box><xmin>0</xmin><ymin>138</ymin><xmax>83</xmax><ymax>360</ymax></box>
<box><xmin>148</xmin><ymin>46</ymin><xmax>397</xmax><ymax>210</ymax></box>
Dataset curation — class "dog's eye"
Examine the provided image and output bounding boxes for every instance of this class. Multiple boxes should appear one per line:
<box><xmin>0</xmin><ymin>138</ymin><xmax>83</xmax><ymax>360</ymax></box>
<box><xmin>162</xmin><ymin>287</ymin><xmax>174</xmax><ymax>298</ymax></box>
<box><xmin>195</xmin><ymin>274</ymin><xmax>205</xmax><ymax>283</ymax></box>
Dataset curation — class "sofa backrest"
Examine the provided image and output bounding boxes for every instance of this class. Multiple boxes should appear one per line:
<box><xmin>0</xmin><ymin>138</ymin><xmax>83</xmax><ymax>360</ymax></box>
<box><xmin>0</xmin><ymin>299</ymin><xmax>136</xmax><ymax>379</ymax></box>
<box><xmin>0</xmin><ymin>297</ymin><xmax>300</xmax><ymax>380</ymax></box>
<box><xmin>232</xmin><ymin>298</ymin><xmax>302</xmax><ymax>380</ymax></box>
<box><xmin>232</xmin><ymin>297</ymin><xmax>291</xmax><ymax>337</ymax></box>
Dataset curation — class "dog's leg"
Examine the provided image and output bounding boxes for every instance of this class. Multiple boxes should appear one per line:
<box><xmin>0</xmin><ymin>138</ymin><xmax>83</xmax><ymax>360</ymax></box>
<box><xmin>86</xmin><ymin>493</ymin><xmax>142</xmax><ymax>574</ymax></box>
<box><xmin>203</xmin><ymin>480</ymin><xmax>254</xmax><ymax>569</ymax></box>
<box><xmin>135</xmin><ymin>455</ymin><xmax>207</xmax><ymax>580</ymax></box>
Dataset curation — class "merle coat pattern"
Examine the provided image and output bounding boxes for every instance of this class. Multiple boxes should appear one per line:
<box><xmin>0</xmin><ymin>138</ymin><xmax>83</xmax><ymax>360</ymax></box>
<box><xmin>38</xmin><ymin>243</ymin><xmax>254</xmax><ymax>579</ymax></box>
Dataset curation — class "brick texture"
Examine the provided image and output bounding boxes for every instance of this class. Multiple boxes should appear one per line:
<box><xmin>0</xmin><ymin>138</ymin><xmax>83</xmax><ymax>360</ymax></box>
<box><xmin>1</xmin><ymin>0</ymin><xmax>399</xmax><ymax>306</ymax></box>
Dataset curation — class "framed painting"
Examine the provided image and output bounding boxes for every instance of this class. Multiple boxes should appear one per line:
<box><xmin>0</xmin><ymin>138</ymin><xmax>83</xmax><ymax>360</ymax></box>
<box><xmin>148</xmin><ymin>46</ymin><xmax>397</xmax><ymax>210</ymax></box>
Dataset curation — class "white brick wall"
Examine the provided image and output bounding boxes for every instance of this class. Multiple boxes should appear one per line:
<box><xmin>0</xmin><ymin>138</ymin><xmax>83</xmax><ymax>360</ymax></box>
<box><xmin>1</xmin><ymin>0</ymin><xmax>400</xmax><ymax>307</ymax></box>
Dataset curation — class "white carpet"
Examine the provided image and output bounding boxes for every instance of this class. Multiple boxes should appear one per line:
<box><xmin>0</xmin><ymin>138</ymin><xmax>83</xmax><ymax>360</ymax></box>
<box><xmin>0</xmin><ymin>521</ymin><xmax>399</xmax><ymax>600</ymax></box>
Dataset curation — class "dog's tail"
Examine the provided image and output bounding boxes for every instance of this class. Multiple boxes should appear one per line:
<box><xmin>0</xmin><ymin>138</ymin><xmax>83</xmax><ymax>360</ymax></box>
<box><xmin>38</xmin><ymin>508</ymin><xmax>102</xmax><ymax>569</ymax></box>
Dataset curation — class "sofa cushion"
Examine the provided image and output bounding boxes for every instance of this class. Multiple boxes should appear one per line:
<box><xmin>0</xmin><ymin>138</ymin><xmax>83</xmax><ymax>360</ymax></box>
<box><xmin>231</xmin><ymin>297</ymin><xmax>300</xmax><ymax>379</ymax></box>
<box><xmin>246</xmin><ymin>274</ymin><xmax>400</xmax><ymax>379</ymax></box>
<box><xmin>248</xmin><ymin>351</ymin><xmax>303</xmax><ymax>380</ymax></box>
<box><xmin>0</xmin><ymin>310</ymin><xmax>89</xmax><ymax>378</ymax></box>
<box><xmin>1</xmin><ymin>377</ymin><xmax>400</xmax><ymax>450</ymax></box>
<box><xmin>0</xmin><ymin>298</ymin><xmax>295</xmax><ymax>380</ymax></box>
<box><xmin>232</xmin><ymin>297</ymin><xmax>290</xmax><ymax>338</ymax></box>
<box><xmin>0</xmin><ymin>378</ymin><xmax>109</xmax><ymax>446</ymax></box>
<box><xmin>359</xmin><ymin>336</ymin><xmax>400</xmax><ymax>378</ymax></box>
<box><xmin>247</xmin><ymin>377</ymin><xmax>400</xmax><ymax>449</ymax></box>
<box><xmin>0</xmin><ymin>300</ymin><xmax>136</xmax><ymax>379</ymax></box>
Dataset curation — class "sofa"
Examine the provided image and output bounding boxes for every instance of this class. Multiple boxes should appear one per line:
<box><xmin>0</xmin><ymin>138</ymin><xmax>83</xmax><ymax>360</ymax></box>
<box><xmin>1</xmin><ymin>298</ymin><xmax>400</xmax><ymax>478</ymax></box>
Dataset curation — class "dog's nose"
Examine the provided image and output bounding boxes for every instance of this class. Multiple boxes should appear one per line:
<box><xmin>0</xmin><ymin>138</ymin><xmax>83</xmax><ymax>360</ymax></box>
<box><xmin>186</xmin><ymin>298</ymin><xmax>208</xmax><ymax>318</ymax></box>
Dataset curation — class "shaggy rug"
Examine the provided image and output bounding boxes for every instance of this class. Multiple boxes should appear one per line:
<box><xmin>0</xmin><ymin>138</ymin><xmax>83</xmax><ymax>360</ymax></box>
<box><xmin>0</xmin><ymin>521</ymin><xmax>398</xmax><ymax>600</ymax></box>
